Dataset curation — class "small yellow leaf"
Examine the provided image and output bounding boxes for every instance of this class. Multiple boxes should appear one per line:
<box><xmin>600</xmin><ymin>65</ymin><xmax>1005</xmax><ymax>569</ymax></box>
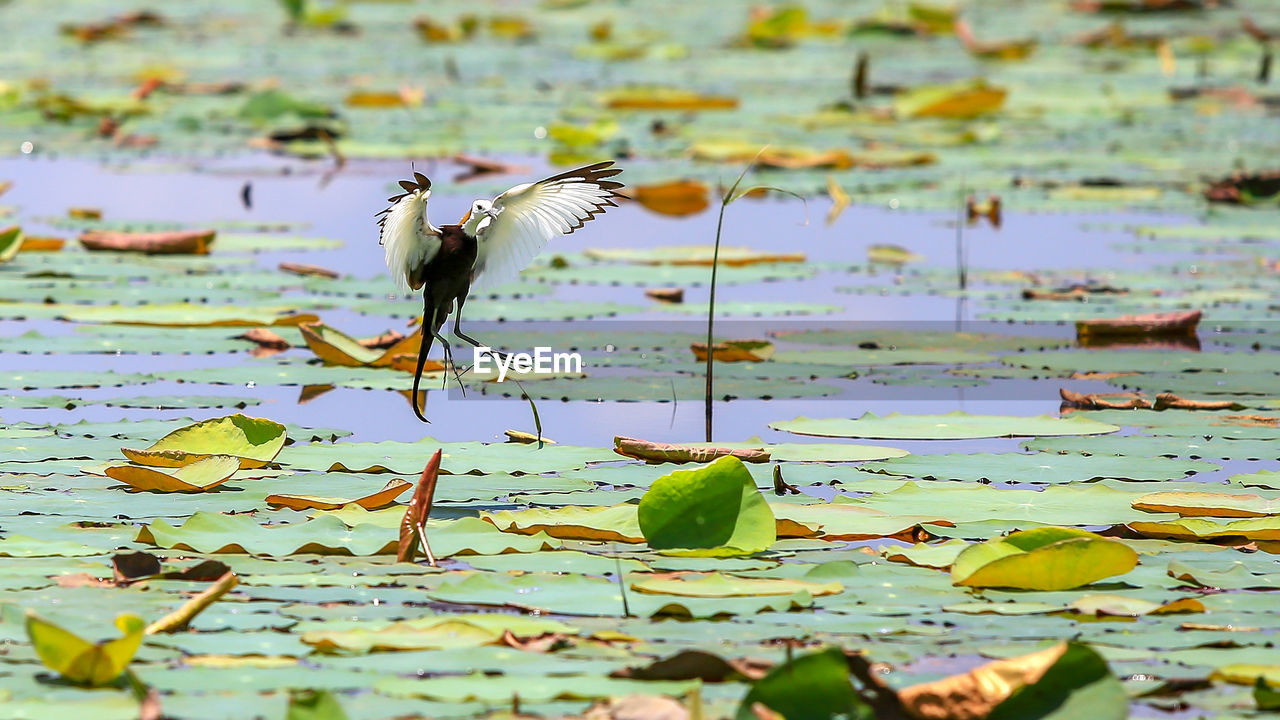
<box><xmin>26</xmin><ymin>612</ymin><xmax>145</xmax><ymax>686</ymax></box>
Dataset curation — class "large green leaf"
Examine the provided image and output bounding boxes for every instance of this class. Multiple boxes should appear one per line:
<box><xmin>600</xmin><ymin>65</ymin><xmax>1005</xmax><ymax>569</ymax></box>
<box><xmin>638</xmin><ymin>456</ymin><xmax>776</xmax><ymax>556</ymax></box>
<box><xmin>951</xmin><ymin>527</ymin><xmax>1139</xmax><ymax>590</ymax></box>
<box><xmin>122</xmin><ymin>414</ymin><xmax>287</xmax><ymax>469</ymax></box>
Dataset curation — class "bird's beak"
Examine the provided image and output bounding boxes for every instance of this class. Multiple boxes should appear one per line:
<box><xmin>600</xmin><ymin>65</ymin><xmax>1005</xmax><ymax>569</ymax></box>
<box><xmin>459</xmin><ymin>209</ymin><xmax>472</xmax><ymax>224</ymax></box>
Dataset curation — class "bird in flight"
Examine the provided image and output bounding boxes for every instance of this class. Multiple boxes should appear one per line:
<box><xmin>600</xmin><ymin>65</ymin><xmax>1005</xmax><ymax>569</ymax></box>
<box><xmin>377</xmin><ymin>161</ymin><xmax>624</xmax><ymax>422</ymax></box>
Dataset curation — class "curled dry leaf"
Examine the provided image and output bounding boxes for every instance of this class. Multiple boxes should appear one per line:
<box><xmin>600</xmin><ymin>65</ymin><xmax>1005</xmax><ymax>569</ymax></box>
<box><xmin>614</xmin><ymin>436</ymin><xmax>770</xmax><ymax>464</ymax></box>
<box><xmin>398</xmin><ymin>449</ymin><xmax>443</xmax><ymax>565</ymax></box>
<box><xmin>898</xmin><ymin>641</ymin><xmax>1121</xmax><ymax>720</ymax></box>
<box><xmin>1075</xmin><ymin>309</ymin><xmax>1200</xmax><ymax>340</ymax></box>
<box><xmin>79</xmin><ymin>229</ymin><xmax>216</xmax><ymax>255</ymax></box>
<box><xmin>266</xmin><ymin>478</ymin><xmax>411</xmax><ymax>511</ymax></box>
<box><xmin>645</xmin><ymin>287</ymin><xmax>685</xmax><ymax>303</ymax></box>
<box><xmin>279</xmin><ymin>261</ymin><xmax>339</xmax><ymax>279</ymax></box>
<box><xmin>358</xmin><ymin>329</ymin><xmax>407</xmax><ymax>349</ymax></box>
<box><xmin>1059</xmin><ymin>388</ymin><xmax>1150</xmax><ymax>410</ymax></box>
<box><xmin>236</xmin><ymin>328</ymin><xmax>290</xmax><ymax>350</ymax></box>
<box><xmin>1153</xmin><ymin>392</ymin><xmax>1246</xmax><ymax>411</ymax></box>
<box><xmin>301</xmin><ymin>322</ymin><xmax>423</xmax><ymax>368</ymax></box>
<box><xmin>499</xmin><ymin>628</ymin><xmax>571</xmax><ymax>653</ymax></box>
<box><xmin>19</xmin><ymin>236</ymin><xmax>66</xmax><ymax>252</ymax></box>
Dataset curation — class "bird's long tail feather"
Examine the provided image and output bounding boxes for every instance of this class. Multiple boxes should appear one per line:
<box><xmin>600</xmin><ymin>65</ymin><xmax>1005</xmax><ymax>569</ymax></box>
<box><xmin>411</xmin><ymin>292</ymin><xmax>435</xmax><ymax>423</ymax></box>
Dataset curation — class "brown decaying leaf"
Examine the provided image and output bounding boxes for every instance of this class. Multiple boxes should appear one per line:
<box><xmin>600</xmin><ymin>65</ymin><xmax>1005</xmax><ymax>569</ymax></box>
<box><xmin>1204</xmin><ymin>170</ymin><xmax>1280</xmax><ymax>205</ymax></box>
<box><xmin>236</xmin><ymin>328</ymin><xmax>290</xmax><ymax>350</ymax></box>
<box><xmin>266</xmin><ymin>478</ymin><xmax>411</xmax><ymax>511</ymax></box>
<box><xmin>1059</xmin><ymin>388</ymin><xmax>1150</xmax><ymax>410</ymax></box>
<box><xmin>626</xmin><ymin>180</ymin><xmax>711</xmax><ymax>217</ymax></box>
<box><xmin>79</xmin><ymin>229</ymin><xmax>216</xmax><ymax>255</ymax></box>
<box><xmin>68</xmin><ymin>208</ymin><xmax>102</xmax><ymax>220</ymax></box>
<box><xmin>1154</xmin><ymin>393</ymin><xmax>1245</xmax><ymax>411</ymax></box>
<box><xmin>1022</xmin><ymin>282</ymin><xmax>1127</xmax><ymax>301</ymax></box>
<box><xmin>500</xmin><ymin>629</ymin><xmax>571</xmax><ymax>653</ymax></box>
<box><xmin>611</xmin><ymin>649</ymin><xmax>772</xmax><ymax>682</ymax></box>
<box><xmin>56</xmin><ymin>573</ymin><xmax>116</xmax><ymax>588</ymax></box>
<box><xmin>112</xmin><ymin>551</ymin><xmax>162</xmax><ymax>584</ymax></box>
<box><xmin>898</xmin><ymin>642</ymin><xmax>1071</xmax><ymax>720</ymax></box>
<box><xmin>398</xmin><ymin>449</ymin><xmax>443</xmax><ymax>565</ymax></box>
<box><xmin>358</xmin><ymin>329</ymin><xmax>406</xmax><ymax>349</ymax></box>
<box><xmin>279</xmin><ymin>261</ymin><xmax>339</xmax><ymax>279</ymax></box>
<box><xmin>645</xmin><ymin>288</ymin><xmax>685</xmax><ymax>304</ymax></box>
<box><xmin>690</xmin><ymin>339</ymin><xmax>774</xmax><ymax>362</ymax></box>
<box><xmin>953</xmin><ymin>19</ymin><xmax>1037</xmax><ymax>59</ymax></box>
<box><xmin>19</xmin><ymin>236</ymin><xmax>65</xmax><ymax>252</ymax></box>
<box><xmin>582</xmin><ymin>695</ymin><xmax>690</xmax><ymax>720</ymax></box>
<box><xmin>145</xmin><ymin>571</ymin><xmax>239</xmax><ymax>635</ymax></box>
<box><xmin>1075</xmin><ymin>309</ymin><xmax>1200</xmax><ymax>339</ymax></box>
<box><xmin>613</xmin><ymin>436</ymin><xmax>770</xmax><ymax>464</ymax></box>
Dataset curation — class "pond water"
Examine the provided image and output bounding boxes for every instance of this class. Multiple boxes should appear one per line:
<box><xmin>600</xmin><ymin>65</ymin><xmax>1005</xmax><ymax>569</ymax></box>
<box><xmin>1</xmin><ymin>154</ymin><xmax>1238</xmax><ymax>453</ymax></box>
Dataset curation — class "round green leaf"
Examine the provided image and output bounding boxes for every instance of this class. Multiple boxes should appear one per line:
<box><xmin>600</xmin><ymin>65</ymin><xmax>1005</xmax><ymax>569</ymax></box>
<box><xmin>638</xmin><ymin>456</ymin><xmax>776</xmax><ymax>556</ymax></box>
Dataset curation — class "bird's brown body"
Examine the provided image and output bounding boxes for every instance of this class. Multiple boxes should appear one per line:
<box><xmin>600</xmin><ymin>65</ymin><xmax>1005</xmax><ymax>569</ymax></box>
<box><xmin>410</xmin><ymin>224</ymin><xmax>477</xmax><ymax>422</ymax></box>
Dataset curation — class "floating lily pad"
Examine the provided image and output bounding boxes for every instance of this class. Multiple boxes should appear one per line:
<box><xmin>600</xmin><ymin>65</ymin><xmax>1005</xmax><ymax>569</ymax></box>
<box><xmin>122</xmin><ymin>414</ymin><xmax>287</xmax><ymax>469</ymax></box>
<box><xmin>772</xmin><ymin>412</ymin><xmax>1120</xmax><ymax>440</ymax></box>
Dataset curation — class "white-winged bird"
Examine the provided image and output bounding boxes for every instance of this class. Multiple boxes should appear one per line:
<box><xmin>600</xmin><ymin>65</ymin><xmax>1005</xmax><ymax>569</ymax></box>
<box><xmin>378</xmin><ymin>162</ymin><xmax>624</xmax><ymax>422</ymax></box>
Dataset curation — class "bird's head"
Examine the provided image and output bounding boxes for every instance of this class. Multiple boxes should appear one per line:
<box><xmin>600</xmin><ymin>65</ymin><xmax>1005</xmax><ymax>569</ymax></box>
<box><xmin>460</xmin><ymin>199</ymin><xmax>494</xmax><ymax>235</ymax></box>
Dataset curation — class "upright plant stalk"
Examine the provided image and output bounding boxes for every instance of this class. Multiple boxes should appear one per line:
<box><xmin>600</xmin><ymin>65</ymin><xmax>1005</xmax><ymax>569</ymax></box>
<box><xmin>704</xmin><ymin>148</ymin><xmax>807</xmax><ymax>442</ymax></box>
<box><xmin>954</xmin><ymin>178</ymin><xmax>968</xmax><ymax>291</ymax></box>
<box><xmin>705</xmin><ymin>151</ymin><xmax>765</xmax><ymax>442</ymax></box>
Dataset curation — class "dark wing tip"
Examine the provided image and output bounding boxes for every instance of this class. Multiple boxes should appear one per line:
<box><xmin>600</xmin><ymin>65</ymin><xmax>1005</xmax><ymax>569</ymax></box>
<box><xmin>414</xmin><ymin>172</ymin><xmax>431</xmax><ymax>190</ymax></box>
<box><xmin>398</xmin><ymin>180</ymin><xmax>419</xmax><ymax>192</ymax></box>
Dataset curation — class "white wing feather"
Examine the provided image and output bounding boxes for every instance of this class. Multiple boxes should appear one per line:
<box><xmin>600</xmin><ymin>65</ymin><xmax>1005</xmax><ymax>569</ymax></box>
<box><xmin>379</xmin><ymin>190</ymin><xmax>440</xmax><ymax>293</ymax></box>
<box><xmin>473</xmin><ymin>162</ymin><xmax>623</xmax><ymax>290</ymax></box>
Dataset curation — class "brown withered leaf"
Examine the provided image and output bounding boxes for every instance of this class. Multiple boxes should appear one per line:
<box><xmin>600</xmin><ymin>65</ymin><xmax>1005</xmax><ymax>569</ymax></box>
<box><xmin>773</xmin><ymin>465</ymin><xmax>800</xmax><ymax>496</ymax></box>
<box><xmin>79</xmin><ymin>229</ymin><xmax>215</xmax><ymax>255</ymax></box>
<box><xmin>398</xmin><ymin>449</ymin><xmax>443</xmax><ymax>565</ymax></box>
<box><xmin>1076</xmin><ymin>309</ymin><xmax>1200</xmax><ymax>340</ymax></box>
<box><xmin>645</xmin><ymin>288</ymin><xmax>684</xmax><ymax>304</ymax></box>
<box><xmin>627</xmin><ymin>180</ymin><xmax>710</xmax><ymax>217</ymax></box>
<box><xmin>358</xmin><ymin>329</ymin><xmax>406</xmax><ymax>349</ymax></box>
<box><xmin>611</xmin><ymin>649</ymin><xmax>772</xmax><ymax>682</ymax></box>
<box><xmin>690</xmin><ymin>339</ymin><xmax>775</xmax><ymax>362</ymax></box>
<box><xmin>279</xmin><ymin>261</ymin><xmax>339</xmax><ymax>279</ymax></box>
<box><xmin>500</xmin><ymin>629</ymin><xmax>572</xmax><ymax>653</ymax></box>
<box><xmin>236</xmin><ymin>328</ymin><xmax>290</xmax><ymax>350</ymax></box>
<box><xmin>163</xmin><ymin>559</ymin><xmax>232</xmax><ymax>582</ymax></box>
<box><xmin>1152</xmin><ymin>393</ymin><xmax>1246</xmax><ymax>411</ymax></box>
<box><xmin>614</xmin><ymin>436</ymin><xmax>770</xmax><ymax>464</ymax></box>
<box><xmin>898</xmin><ymin>642</ymin><xmax>1081</xmax><ymax>720</ymax></box>
<box><xmin>582</xmin><ymin>695</ymin><xmax>690</xmax><ymax>720</ymax></box>
<box><xmin>56</xmin><ymin>573</ymin><xmax>116</xmax><ymax>588</ymax></box>
<box><xmin>1059</xmin><ymin>388</ymin><xmax>1150</xmax><ymax>410</ymax></box>
<box><xmin>112</xmin><ymin>551</ymin><xmax>162</xmax><ymax>584</ymax></box>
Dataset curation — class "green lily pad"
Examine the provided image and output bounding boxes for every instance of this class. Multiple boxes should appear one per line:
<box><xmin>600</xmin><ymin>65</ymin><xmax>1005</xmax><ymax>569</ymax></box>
<box><xmin>638</xmin><ymin>456</ymin><xmax>776</xmax><ymax>557</ymax></box>
<box><xmin>951</xmin><ymin>527</ymin><xmax>1139</xmax><ymax>590</ymax></box>
<box><xmin>122</xmin><ymin>414</ymin><xmax>287</xmax><ymax>469</ymax></box>
<box><xmin>862</xmin><ymin>452</ymin><xmax>1218</xmax><ymax>483</ymax></box>
<box><xmin>772</xmin><ymin>412</ymin><xmax>1120</xmax><ymax>439</ymax></box>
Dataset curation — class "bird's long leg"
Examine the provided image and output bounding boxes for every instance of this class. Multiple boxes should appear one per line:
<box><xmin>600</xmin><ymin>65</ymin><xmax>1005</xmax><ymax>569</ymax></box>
<box><xmin>451</xmin><ymin>294</ymin><xmax>511</xmax><ymax>363</ymax></box>
<box><xmin>410</xmin><ymin>289</ymin><xmax>437</xmax><ymax>424</ymax></box>
<box><xmin>430</xmin><ymin>303</ymin><xmax>466</xmax><ymax>395</ymax></box>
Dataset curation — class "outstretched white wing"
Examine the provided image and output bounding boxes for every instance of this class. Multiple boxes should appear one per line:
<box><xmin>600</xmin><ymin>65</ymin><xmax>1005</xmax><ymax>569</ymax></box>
<box><xmin>473</xmin><ymin>161</ymin><xmax>623</xmax><ymax>290</ymax></box>
<box><xmin>377</xmin><ymin>172</ymin><xmax>440</xmax><ymax>293</ymax></box>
